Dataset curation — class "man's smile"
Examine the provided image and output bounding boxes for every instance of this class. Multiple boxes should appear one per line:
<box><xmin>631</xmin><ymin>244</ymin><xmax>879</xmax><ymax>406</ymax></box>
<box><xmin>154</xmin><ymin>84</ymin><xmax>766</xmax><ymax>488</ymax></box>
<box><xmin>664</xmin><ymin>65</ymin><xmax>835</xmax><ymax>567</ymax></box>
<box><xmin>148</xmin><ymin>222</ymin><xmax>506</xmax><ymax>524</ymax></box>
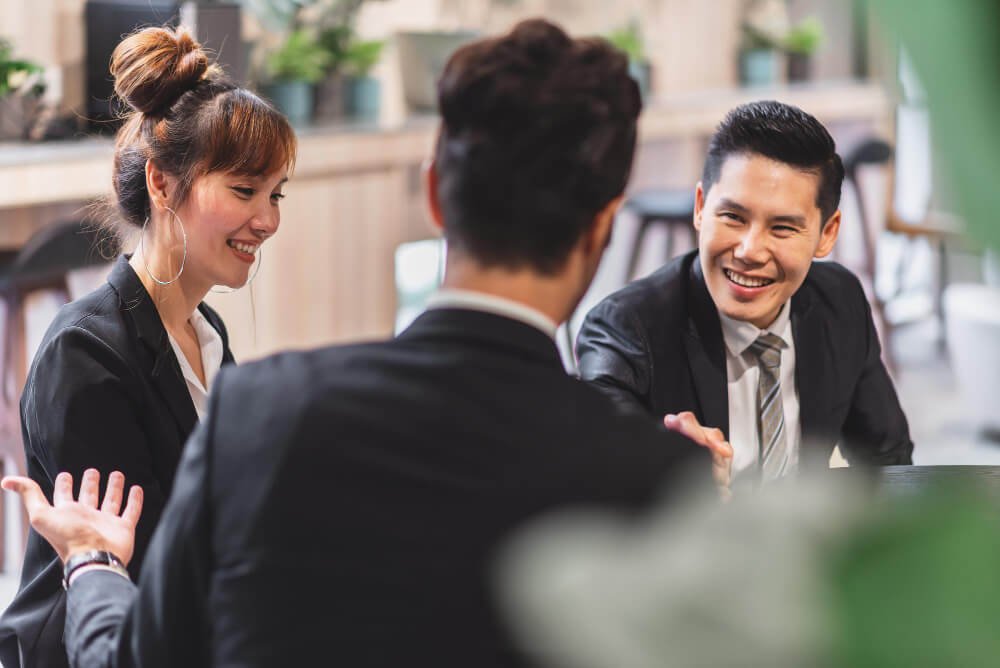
<box><xmin>723</xmin><ymin>268</ymin><xmax>775</xmax><ymax>289</ymax></box>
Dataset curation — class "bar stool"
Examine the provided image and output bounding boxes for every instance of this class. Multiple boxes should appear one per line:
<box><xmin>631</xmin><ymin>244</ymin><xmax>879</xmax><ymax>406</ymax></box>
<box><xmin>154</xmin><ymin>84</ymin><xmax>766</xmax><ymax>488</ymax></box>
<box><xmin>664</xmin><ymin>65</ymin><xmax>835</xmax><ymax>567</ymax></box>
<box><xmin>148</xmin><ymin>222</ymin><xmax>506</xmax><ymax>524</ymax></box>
<box><xmin>0</xmin><ymin>220</ymin><xmax>117</xmax><ymax>572</ymax></box>
<box><xmin>623</xmin><ymin>189</ymin><xmax>696</xmax><ymax>281</ymax></box>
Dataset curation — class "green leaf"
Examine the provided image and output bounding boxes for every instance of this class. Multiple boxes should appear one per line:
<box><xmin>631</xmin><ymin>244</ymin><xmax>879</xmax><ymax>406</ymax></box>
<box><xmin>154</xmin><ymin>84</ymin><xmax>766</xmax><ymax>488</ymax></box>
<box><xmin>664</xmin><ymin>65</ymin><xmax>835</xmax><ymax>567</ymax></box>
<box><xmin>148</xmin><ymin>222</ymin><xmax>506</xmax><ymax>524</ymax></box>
<box><xmin>606</xmin><ymin>21</ymin><xmax>644</xmax><ymax>63</ymax></box>
<box><xmin>266</xmin><ymin>29</ymin><xmax>331</xmax><ymax>83</ymax></box>
<box><xmin>783</xmin><ymin>17</ymin><xmax>824</xmax><ymax>55</ymax></box>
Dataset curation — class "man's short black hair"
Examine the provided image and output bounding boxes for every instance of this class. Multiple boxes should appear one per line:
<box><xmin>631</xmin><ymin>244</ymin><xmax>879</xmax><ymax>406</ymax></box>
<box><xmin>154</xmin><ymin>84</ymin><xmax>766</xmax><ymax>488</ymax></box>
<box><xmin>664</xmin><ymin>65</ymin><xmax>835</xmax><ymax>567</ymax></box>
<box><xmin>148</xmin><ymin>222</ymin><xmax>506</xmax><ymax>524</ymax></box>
<box><xmin>701</xmin><ymin>100</ymin><xmax>845</xmax><ymax>223</ymax></box>
<box><xmin>434</xmin><ymin>19</ymin><xmax>642</xmax><ymax>274</ymax></box>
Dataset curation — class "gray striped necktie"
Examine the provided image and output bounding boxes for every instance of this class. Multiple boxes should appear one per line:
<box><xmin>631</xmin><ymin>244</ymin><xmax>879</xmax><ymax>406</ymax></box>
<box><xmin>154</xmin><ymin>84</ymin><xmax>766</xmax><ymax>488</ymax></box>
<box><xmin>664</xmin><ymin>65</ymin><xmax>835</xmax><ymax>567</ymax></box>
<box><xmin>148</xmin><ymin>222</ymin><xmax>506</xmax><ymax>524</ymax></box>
<box><xmin>749</xmin><ymin>333</ymin><xmax>789</xmax><ymax>481</ymax></box>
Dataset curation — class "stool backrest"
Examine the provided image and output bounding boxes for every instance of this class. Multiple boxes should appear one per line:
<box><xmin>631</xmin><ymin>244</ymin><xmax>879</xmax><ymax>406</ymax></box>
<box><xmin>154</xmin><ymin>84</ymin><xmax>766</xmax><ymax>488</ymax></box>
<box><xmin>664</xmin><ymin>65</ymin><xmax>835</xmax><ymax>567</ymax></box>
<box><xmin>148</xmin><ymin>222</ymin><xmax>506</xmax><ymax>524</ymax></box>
<box><xmin>8</xmin><ymin>220</ymin><xmax>119</xmax><ymax>291</ymax></box>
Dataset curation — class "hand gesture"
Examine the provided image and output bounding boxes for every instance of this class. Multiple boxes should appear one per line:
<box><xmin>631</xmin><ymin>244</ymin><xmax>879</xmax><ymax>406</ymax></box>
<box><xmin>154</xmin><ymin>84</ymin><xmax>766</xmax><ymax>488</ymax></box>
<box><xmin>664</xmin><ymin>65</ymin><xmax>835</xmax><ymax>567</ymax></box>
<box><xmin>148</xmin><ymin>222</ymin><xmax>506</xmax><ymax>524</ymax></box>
<box><xmin>1</xmin><ymin>468</ymin><xmax>143</xmax><ymax>565</ymax></box>
<box><xmin>664</xmin><ymin>412</ymin><xmax>733</xmax><ymax>502</ymax></box>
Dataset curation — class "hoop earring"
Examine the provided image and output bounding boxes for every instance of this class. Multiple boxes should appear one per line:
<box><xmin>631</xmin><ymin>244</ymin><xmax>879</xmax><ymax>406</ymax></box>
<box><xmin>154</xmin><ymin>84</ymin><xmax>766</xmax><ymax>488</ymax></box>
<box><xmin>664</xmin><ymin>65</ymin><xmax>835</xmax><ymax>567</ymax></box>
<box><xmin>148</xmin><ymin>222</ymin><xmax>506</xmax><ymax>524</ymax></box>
<box><xmin>140</xmin><ymin>207</ymin><xmax>187</xmax><ymax>286</ymax></box>
<box><xmin>210</xmin><ymin>244</ymin><xmax>263</xmax><ymax>294</ymax></box>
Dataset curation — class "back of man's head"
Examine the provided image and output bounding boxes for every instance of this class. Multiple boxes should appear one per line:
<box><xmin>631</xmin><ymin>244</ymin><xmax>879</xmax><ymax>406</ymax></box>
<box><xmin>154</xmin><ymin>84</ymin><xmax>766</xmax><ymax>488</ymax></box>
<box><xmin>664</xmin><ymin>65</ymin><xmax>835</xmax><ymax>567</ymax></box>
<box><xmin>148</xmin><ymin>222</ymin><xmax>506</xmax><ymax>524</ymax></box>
<box><xmin>434</xmin><ymin>19</ymin><xmax>642</xmax><ymax>275</ymax></box>
<box><xmin>701</xmin><ymin>100</ymin><xmax>845</xmax><ymax>222</ymax></box>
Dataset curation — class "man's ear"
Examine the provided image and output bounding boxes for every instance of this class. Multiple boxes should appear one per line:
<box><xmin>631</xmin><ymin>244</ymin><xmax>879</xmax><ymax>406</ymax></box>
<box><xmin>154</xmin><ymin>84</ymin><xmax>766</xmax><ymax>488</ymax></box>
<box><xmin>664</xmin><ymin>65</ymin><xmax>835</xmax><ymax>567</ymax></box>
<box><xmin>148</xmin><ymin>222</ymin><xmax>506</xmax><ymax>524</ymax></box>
<box><xmin>583</xmin><ymin>194</ymin><xmax>623</xmax><ymax>255</ymax></box>
<box><xmin>814</xmin><ymin>209</ymin><xmax>841</xmax><ymax>258</ymax></box>
<box><xmin>423</xmin><ymin>158</ymin><xmax>445</xmax><ymax>233</ymax></box>
<box><xmin>145</xmin><ymin>160</ymin><xmax>170</xmax><ymax>212</ymax></box>
<box><xmin>693</xmin><ymin>182</ymin><xmax>706</xmax><ymax>232</ymax></box>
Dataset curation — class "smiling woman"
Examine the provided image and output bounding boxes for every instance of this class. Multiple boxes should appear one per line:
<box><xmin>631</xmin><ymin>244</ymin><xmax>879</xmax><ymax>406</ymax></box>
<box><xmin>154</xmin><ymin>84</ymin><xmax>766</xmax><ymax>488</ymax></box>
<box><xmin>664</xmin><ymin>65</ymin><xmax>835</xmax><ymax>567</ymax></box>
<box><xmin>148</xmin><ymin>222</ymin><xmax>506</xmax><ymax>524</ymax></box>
<box><xmin>0</xmin><ymin>25</ymin><xmax>296</xmax><ymax>668</ymax></box>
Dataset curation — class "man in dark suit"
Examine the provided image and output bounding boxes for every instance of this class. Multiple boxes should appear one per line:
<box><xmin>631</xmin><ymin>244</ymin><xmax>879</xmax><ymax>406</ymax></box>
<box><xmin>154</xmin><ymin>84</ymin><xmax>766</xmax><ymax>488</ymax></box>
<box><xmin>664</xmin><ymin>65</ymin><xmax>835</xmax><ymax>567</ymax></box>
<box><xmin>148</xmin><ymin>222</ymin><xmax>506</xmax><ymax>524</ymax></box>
<box><xmin>578</xmin><ymin>100</ymin><xmax>913</xmax><ymax>481</ymax></box>
<box><xmin>1</xmin><ymin>20</ymin><xmax>728</xmax><ymax>667</ymax></box>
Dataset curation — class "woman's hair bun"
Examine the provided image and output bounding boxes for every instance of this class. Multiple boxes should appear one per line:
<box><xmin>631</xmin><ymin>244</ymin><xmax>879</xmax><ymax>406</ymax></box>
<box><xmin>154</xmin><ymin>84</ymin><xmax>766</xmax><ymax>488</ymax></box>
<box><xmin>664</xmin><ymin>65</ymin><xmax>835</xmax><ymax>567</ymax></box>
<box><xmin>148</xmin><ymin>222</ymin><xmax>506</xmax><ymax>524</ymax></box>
<box><xmin>110</xmin><ymin>26</ymin><xmax>209</xmax><ymax>115</ymax></box>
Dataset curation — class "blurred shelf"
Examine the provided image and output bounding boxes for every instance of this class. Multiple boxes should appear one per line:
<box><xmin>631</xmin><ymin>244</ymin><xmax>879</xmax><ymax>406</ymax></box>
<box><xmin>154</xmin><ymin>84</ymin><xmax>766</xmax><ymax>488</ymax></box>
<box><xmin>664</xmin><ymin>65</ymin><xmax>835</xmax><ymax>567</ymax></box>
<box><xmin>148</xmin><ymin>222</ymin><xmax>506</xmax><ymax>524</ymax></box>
<box><xmin>0</xmin><ymin>80</ymin><xmax>891</xmax><ymax>210</ymax></box>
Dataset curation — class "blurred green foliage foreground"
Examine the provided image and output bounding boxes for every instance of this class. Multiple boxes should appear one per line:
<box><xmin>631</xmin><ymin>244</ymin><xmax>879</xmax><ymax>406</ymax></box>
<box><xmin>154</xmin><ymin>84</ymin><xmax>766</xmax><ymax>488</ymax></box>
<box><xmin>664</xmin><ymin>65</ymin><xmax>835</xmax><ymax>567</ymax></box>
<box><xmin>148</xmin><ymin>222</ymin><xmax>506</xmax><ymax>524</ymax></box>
<box><xmin>500</xmin><ymin>473</ymin><xmax>1000</xmax><ymax>667</ymax></box>
<box><xmin>871</xmin><ymin>0</ymin><xmax>1000</xmax><ymax>253</ymax></box>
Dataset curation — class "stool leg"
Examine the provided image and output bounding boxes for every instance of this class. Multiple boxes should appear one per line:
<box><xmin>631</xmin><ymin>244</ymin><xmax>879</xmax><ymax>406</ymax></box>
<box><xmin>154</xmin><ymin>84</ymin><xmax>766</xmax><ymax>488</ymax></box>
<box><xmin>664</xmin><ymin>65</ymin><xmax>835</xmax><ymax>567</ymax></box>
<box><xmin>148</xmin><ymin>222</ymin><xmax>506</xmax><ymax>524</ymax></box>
<box><xmin>626</xmin><ymin>221</ymin><xmax>650</xmax><ymax>283</ymax></box>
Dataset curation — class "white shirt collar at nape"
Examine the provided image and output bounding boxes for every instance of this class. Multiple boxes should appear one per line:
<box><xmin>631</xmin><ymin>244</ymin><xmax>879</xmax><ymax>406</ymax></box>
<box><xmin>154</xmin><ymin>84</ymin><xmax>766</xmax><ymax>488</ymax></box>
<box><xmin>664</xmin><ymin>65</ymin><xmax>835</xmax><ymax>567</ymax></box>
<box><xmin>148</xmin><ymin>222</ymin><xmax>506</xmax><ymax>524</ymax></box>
<box><xmin>425</xmin><ymin>289</ymin><xmax>559</xmax><ymax>340</ymax></box>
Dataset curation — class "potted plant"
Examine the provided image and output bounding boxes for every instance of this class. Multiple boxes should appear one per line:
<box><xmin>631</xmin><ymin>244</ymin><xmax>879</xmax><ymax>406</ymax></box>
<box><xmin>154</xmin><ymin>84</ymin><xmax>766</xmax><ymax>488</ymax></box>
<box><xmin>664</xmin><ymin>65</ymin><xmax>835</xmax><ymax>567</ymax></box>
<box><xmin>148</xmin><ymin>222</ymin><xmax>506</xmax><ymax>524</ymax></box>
<box><xmin>738</xmin><ymin>0</ymin><xmax>788</xmax><ymax>86</ymax></box>
<box><xmin>783</xmin><ymin>17</ymin><xmax>824</xmax><ymax>82</ymax></box>
<box><xmin>739</xmin><ymin>24</ymin><xmax>784</xmax><ymax>86</ymax></box>
<box><xmin>314</xmin><ymin>23</ymin><xmax>353</xmax><ymax>120</ymax></box>
<box><xmin>0</xmin><ymin>38</ymin><xmax>46</xmax><ymax>141</ymax></box>
<box><xmin>261</xmin><ymin>29</ymin><xmax>329</xmax><ymax>125</ymax></box>
<box><xmin>608</xmin><ymin>20</ymin><xmax>651</xmax><ymax>101</ymax></box>
<box><xmin>342</xmin><ymin>36</ymin><xmax>383</xmax><ymax>122</ymax></box>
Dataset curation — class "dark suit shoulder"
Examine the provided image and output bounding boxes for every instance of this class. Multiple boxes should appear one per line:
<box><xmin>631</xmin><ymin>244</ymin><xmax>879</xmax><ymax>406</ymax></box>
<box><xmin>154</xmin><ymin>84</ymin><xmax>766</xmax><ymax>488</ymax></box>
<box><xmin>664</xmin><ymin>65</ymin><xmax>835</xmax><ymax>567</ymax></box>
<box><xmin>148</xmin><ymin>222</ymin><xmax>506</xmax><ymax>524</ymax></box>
<box><xmin>592</xmin><ymin>252</ymin><xmax>694</xmax><ymax>325</ymax></box>
<box><xmin>45</xmin><ymin>282</ymin><xmax>124</xmax><ymax>339</ymax></box>
<box><xmin>30</xmin><ymin>283</ymin><xmax>136</xmax><ymax>374</ymax></box>
<box><xmin>207</xmin><ymin>342</ymin><xmax>382</xmax><ymax>450</ymax></box>
<box><xmin>800</xmin><ymin>260</ymin><xmax>870</xmax><ymax>319</ymax></box>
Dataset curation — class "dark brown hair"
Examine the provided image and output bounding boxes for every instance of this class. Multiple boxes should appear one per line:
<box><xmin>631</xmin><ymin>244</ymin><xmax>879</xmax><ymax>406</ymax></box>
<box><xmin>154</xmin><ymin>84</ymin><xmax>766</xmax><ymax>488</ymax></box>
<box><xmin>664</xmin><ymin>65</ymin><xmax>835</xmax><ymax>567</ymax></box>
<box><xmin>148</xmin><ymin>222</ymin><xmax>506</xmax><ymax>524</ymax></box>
<box><xmin>434</xmin><ymin>19</ymin><xmax>641</xmax><ymax>274</ymax></box>
<box><xmin>702</xmin><ymin>100</ymin><xmax>844</xmax><ymax>223</ymax></box>
<box><xmin>108</xmin><ymin>26</ymin><xmax>297</xmax><ymax>231</ymax></box>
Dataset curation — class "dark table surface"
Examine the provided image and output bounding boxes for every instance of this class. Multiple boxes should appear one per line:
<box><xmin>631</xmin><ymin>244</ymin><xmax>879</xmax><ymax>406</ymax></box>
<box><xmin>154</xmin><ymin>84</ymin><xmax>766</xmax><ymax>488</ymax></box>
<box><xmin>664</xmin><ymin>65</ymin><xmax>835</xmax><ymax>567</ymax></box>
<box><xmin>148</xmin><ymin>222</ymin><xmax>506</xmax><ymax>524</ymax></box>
<box><xmin>834</xmin><ymin>464</ymin><xmax>1000</xmax><ymax>496</ymax></box>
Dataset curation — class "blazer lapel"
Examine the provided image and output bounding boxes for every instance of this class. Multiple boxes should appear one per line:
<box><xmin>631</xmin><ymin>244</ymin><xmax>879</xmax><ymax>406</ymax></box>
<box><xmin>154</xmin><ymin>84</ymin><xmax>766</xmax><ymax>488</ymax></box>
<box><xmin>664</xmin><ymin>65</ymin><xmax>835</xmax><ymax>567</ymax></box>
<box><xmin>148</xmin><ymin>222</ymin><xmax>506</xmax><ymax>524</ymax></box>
<box><xmin>790</xmin><ymin>285</ymin><xmax>828</xmax><ymax>458</ymax></box>
<box><xmin>682</xmin><ymin>259</ymin><xmax>730</xmax><ymax>438</ymax></box>
<box><xmin>107</xmin><ymin>257</ymin><xmax>198</xmax><ymax>439</ymax></box>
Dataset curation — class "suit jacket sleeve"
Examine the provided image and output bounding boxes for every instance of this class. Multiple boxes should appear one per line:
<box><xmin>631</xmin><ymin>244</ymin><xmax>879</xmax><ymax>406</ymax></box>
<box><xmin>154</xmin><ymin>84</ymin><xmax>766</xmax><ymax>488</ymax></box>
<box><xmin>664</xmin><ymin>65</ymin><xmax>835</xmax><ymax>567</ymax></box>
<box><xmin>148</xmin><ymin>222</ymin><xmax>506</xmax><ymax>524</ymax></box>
<box><xmin>23</xmin><ymin>326</ymin><xmax>170</xmax><ymax>569</ymax></box>
<box><xmin>576</xmin><ymin>299</ymin><xmax>656</xmax><ymax>417</ymax></box>
<box><xmin>0</xmin><ymin>326</ymin><xmax>174</xmax><ymax>668</ymax></box>
<box><xmin>838</xmin><ymin>281</ymin><xmax>914</xmax><ymax>465</ymax></box>
<box><xmin>64</xmin><ymin>389</ymin><xmax>216</xmax><ymax>668</ymax></box>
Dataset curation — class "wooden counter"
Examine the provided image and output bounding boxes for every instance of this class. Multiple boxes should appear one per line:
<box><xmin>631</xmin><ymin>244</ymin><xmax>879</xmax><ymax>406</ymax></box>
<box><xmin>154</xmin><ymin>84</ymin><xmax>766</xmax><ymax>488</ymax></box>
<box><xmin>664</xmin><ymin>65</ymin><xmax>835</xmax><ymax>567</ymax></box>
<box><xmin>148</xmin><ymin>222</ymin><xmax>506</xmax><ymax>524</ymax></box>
<box><xmin>0</xmin><ymin>81</ymin><xmax>893</xmax><ymax>360</ymax></box>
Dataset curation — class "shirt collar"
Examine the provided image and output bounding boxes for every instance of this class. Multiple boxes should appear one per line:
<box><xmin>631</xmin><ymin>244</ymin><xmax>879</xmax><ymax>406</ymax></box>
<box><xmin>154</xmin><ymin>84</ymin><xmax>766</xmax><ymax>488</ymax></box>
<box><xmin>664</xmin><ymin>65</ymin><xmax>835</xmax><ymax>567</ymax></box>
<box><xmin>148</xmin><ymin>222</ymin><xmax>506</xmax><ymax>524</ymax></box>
<box><xmin>718</xmin><ymin>301</ymin><xmax>792</xmax><ymax>357</ymax></box>
<box><xmin>167</xmin><ymin>308</ymin><xmax>224</xmax><ymax>394</ymax></box>
<box><xmin>425</xmin><ymin>289</ymin><xmax>559</xmax><ymax>341</ymax></box>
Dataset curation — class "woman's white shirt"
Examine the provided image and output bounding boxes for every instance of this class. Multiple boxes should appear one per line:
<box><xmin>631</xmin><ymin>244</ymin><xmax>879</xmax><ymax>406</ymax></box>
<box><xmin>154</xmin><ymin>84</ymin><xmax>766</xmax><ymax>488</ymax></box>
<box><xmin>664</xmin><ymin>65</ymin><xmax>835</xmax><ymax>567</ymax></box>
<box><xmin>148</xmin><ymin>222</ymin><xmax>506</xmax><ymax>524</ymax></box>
<box><xmin>166</xmin><ymin>308</ymin><xmax>224</xmax><ymax>420</ymax></box>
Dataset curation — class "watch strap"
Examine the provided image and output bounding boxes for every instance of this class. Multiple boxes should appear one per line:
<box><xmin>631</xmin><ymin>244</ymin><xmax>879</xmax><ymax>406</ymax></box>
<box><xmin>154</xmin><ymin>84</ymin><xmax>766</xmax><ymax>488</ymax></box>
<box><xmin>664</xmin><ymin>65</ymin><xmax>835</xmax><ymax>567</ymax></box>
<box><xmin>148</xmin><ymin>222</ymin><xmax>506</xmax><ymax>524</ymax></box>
<box><xmin>62</xmin><ymin>550</ymin><xmax>128</xmax><ymax>590</ymax></box>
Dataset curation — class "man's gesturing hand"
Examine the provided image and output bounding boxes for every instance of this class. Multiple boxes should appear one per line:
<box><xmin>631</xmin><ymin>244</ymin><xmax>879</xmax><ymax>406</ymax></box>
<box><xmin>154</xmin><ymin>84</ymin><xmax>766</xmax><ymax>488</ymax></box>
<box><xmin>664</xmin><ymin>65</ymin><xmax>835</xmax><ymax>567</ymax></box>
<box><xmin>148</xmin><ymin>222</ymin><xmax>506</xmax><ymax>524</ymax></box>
<box><xmin>664</xmin><ymin>412</ymin><xmax>734</xmax><ymax>502</ymax></box>
<box><xmin>1</xmin><ymin>468</ymin><xmax>143</xmax><ymax>564</ymax></box>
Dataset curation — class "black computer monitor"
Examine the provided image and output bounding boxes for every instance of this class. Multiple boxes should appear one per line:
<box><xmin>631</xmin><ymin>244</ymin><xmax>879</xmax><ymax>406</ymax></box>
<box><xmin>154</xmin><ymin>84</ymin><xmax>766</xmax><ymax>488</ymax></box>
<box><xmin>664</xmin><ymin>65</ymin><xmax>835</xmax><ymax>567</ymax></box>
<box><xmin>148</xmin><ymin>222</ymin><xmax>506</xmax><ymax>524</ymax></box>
<box><xmin>84</xmin><ymin>0</ymin><xmax>179</xmax><ymax>133</ymax></box>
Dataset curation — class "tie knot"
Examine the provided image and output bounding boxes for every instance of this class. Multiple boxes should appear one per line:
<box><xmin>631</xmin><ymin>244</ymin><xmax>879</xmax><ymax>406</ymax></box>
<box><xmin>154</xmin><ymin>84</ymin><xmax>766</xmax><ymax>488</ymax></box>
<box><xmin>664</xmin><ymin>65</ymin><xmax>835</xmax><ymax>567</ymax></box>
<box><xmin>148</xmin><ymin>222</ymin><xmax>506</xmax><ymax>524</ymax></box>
<box><xmin>749</xmin><ymin>332</ymin><xmax>784</xmax><ymax>368</ymax></box>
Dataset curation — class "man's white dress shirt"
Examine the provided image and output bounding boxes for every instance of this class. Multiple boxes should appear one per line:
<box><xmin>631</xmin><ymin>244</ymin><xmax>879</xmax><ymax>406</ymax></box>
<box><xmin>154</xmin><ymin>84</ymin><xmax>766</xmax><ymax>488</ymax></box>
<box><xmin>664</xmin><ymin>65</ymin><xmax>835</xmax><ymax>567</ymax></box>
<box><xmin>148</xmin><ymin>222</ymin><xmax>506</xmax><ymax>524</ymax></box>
<box><xmin>718</xmin><ymin>303</ymin><xmax>801</xmax><ymax>479</ymax></box>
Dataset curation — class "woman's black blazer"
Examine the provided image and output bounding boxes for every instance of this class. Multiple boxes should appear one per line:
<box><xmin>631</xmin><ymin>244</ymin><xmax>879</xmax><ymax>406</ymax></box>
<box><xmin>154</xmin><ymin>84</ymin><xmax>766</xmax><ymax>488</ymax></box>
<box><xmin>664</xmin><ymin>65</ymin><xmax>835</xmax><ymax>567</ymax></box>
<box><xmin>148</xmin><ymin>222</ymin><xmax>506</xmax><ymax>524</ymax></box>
<box><xmin>0</xmin><ymin>255</ymin><xmax>235</xmax><ymax>668</ymax></box>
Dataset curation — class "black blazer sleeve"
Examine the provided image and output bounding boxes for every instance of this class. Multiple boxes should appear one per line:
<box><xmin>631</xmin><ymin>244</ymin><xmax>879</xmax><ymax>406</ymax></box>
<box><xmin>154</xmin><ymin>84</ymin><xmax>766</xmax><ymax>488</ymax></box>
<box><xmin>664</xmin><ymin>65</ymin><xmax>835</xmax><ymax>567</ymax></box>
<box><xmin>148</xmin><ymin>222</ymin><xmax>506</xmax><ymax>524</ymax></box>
<box><xmin>65</xmin><ymin>394</ymin><xmax>215</xmax><ymax>668</ymax></box>
<box><xmin>22</xmin><ymin>325</ymin><xmax>170</xmax><ymax>569</ymax></box>
<box><xmin>0</xmin><ymin>326</ymin><xmax>173</xmax><ymax>667</ymax></box>
<box><xmin>838</xmin><ymin>281</ymin><xmax>914</xmax><ymax>465</ymax></box>
<box><xmin>576</xmin><ymin>298</ymin><xmax>656</xmax><ymax>417</ymax></box>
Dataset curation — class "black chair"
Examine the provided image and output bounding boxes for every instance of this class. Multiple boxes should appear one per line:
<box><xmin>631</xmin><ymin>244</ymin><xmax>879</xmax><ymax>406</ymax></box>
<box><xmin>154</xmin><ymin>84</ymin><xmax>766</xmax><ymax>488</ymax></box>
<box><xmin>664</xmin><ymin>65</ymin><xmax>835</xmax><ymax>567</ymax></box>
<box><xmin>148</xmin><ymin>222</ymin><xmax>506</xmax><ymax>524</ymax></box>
<box><xmin>840</xmin><ymin>139</ymin><xmax>899</xmax><ymax>369</ymax></box>
<box><xmin>0</xmin><ymin>220</ymin><xmax>118</xmax><ymax>572</ymax></box>
<box><xmin>623</xmin><ymin>189</ymin><xmax>696</xmax><ymax>281</ymax></box>
<box><xmin>842</xmin><ymin>139</ymin><xmax>893</xmax><ymax>288</ymax></box>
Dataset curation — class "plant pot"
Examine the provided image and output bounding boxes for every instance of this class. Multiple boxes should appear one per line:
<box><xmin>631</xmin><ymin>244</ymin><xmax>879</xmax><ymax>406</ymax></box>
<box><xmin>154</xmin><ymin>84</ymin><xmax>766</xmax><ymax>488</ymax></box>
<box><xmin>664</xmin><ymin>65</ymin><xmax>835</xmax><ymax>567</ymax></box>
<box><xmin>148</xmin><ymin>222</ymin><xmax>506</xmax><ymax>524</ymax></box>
<box><xmin>628</xmin><ymin>60</ymin><xmax>652</xmax><ymax>102</ymax></box>
<box><xmin>0</xmin><ymin>94</ymin><xmax>43</xmax><ymax>141</ymax></box>
<box><xmin>314</xmin><ymin>72</ymin><xmax>348</xmax><ymax>122</ymax></box>
<box><xmin>787</xmin><ymin>53</ymin><xmax>812</xmax><ymax>82</ymax></box>
<box><xmin>396</xmin><ymin>31</ymin><xmax>479</xmax><ymax>111</ymax></box>
<box><xmin>346</xmin><ymin>75</ymin><xmax>380</xmax><ymax>123</ymax></box>
<box><xmin>739</xmin><ymin>48</ymin><xmax>782</xmax><ymax>86</ymax></box>
<box><xmin>261</xmin><ymin>80</ymin><xmax>314</xmax><ymax>126</ymax></box>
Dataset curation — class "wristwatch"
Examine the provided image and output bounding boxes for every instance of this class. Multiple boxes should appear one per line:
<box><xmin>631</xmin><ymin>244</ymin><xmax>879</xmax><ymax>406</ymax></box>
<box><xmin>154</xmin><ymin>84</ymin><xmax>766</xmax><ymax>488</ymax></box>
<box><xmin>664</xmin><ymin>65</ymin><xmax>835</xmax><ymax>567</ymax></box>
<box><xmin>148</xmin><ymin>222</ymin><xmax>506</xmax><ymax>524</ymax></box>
<box><xmin>62</xmin><ymin>550</ymin><xmax>129</xmax><ymax>590</ymax></box>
